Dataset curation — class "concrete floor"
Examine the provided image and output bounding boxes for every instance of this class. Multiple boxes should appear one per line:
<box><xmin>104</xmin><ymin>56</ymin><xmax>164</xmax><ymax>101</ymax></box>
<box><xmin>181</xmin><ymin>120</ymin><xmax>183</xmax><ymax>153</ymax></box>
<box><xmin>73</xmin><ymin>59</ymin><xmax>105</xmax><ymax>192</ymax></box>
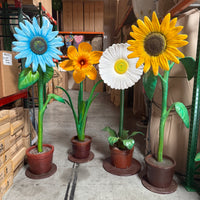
<box><xmin>3</xmin><ymin>91</ymin><xmax>200</xmax><ymax>200</ymax></box>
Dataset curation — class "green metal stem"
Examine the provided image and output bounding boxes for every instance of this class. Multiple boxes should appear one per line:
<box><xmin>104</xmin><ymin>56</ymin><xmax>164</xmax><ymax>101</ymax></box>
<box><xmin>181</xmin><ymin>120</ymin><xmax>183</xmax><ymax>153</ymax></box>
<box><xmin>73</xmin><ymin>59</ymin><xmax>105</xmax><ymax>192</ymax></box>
<box><xmin>119</xmin><ymin>90</ymin><xmax>125</xmax><ymax>138</ymax></box>
<box><xmin>37</xmin><ymin>68</ymin><xmax>44</xmax><ymax>152</ymax></box>
<box><xmin>158</xmin><ymin>70</ymin><xmax>169</xmax><ymax>162</ymax></box>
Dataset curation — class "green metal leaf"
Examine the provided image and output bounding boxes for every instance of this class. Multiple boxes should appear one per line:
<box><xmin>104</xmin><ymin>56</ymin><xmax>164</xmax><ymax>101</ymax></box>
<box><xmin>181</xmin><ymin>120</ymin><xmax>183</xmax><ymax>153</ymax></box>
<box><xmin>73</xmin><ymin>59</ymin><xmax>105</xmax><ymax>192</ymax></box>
<box><xmin>78</xmin><ymin>100</ymin><xmax>86</xmax><ymax>123</ymax></box>
<box><xmin>128</xmin><ymin>131</ymin><xmax>144</xmax><ymax>138</ymax></box>
<box><xmin>174</xmin><ymin>102</ymin><xmax>190</xmax><ymax>128</ymax></box>
<box><xmin>195</xmin><ymin>152</ymin><xmax>200</xmax><ymax>162</ymax></box>
<box><xmin>121</xmin><ymin>129</ymin><xmax>129</xmax><ymax>139</ymax></box>
<box><xmin>42</xmin><ymin>66</ymin><xmax>54</xmax><ymax>84</ymax></box>
<box><xmin>108</xmin><ymin>136</ymin><xmax>119</xmax><ymax>146</ymax></box>
<box><xmin>18</xmin><ymin>68</ymin><xmax>39</xmax><ymax>90</ymax></box>
<box><xmin>122</xmin><ymin>139</ymin><xmax>135</xmax><ymax>150</ymax></box>
<box><xmin>102</xmin><ymin>127</ymin><xmax>117</xmax><ymax>137</ymax></box>
<box><xmin>180</xmin><ymin>57</ymin><xmax>196</xmax><ymax>80</ymax></box>
<box><xmin>48</xmin><ymin>94</ymin><xmax>65</xmax><ymax>103</ymax></box>
<box><xmin>143</xmin><ymin>70</ymin><xmax>158</xmax><ymax>100</ymax></box>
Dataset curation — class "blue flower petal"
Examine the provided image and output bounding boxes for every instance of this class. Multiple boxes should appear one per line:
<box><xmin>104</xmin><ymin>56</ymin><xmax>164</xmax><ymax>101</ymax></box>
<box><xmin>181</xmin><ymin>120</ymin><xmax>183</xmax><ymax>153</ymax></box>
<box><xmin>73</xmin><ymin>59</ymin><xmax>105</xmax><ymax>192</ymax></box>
<box><xmin>32</xmin><ymin>17</ymin><xmax>41</xmax><ymax>35</ymax></box>
<box><xmin>19</xmin><ymin>22</ymin><xmax>32</xmax><ymax>38</ymax></box>
<box><xmin>13</xmin><ymin>41</ymin><xmax>29</xmax><ymax>48</ymax></box>
<box><xmin>13</xmin><ymin>46</ymin><xmax>28</xmax><ymax>52</ymax></box>
<box><xmin>49</xmin><ymin>52</ymin><xmax>61</xmax><ymax>60</ymax></box>
<box><xmin>25</xmin><ymin>53</ymin><xmax>33</xmax><ymax>67</ymax></box>
<box><xmin>14</xmin><ymin>27</ymin><xmax>27</xmax><ymax>37</ymax></box>
<box><xmin>13</xmin><ymin>34</ymin><xmax>29</xmax><ymax>41</ymax></box>
<box><xmin>43</xmin><ymin>53</ymin><xmax>55</xmax><ymax>66</ymax></box>
<box><xmin>46</xmin><ymin>31</ymin><xmax>58</xmax><ymax>41</ymax></box>
<box><xmin>24</xmin><ymin>20</ymin><xmax>36</xmax><ymax>36</ymax></box>
<box><xmin>32</xmin><ymin>54</ymin><xmax>39</xmax><ymax>72</ymax></box>
<box><xmin>41</xmin><ymin>17</ymin><xmax>50</xmax><ymax>36</ymax></box>
<box><xmin>48</xmin><ymin>47</ymin><xmax>63</xmax><ymax>55</ymax></box>
<box><xmin>38</xmin><ymin>55</ymin><xmax>46</xmax><ymax>72</ymax></box>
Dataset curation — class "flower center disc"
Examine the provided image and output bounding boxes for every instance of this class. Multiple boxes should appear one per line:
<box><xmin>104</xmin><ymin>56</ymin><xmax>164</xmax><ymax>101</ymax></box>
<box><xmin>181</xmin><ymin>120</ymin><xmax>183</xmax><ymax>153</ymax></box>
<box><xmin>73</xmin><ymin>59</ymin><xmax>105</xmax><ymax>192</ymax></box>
<box><xmin>114</xmin><ymin>59</ymin><xmax>128</xmax><ymax>74</ymax></box>
<box><xmin>144</xmin><ymin>33</ymin><xmax>166</xmax><ymax>56</ymax></box>
<box><xmin>30</xmin><ymin>36</ymin><xmax>47</xmax><ymax>55</ymax></box>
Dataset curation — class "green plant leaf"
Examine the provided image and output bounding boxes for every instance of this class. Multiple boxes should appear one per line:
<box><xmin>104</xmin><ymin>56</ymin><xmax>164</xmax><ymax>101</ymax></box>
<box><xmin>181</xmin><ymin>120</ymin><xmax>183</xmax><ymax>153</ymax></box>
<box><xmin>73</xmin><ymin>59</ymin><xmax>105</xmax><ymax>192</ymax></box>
<box><xmin>143</xmin><ymin>70</ymin><xmax>158</xmax><ymax>100</ymax></box>
<box><xmin>195</xmin><ymin>152</ymin><xmax>200</xmax><ymax>162</ymax></box>
<box><xmin>174</xmin><ymin>102</ymin><xmax>190</xmax><ymax>128</ymax></box>
<box><xmin>108</xmin><ymin>136</ymin><xmax>119</xmax><ymax>146</ymax></box>
<box><xmin>78</xmin><ymin>100</ymin><xmax>86</xmax><ymax>123</ymax></box>
<box><xmin>122</xmin><ymin>139</ymin><xmax>135</xmax><ymax>150</ymax></box>
<box><xmin>128</xmin><ymin>131</ymin><xmax>144</xmax><ymax>138</ymax></box>
<box><xmin>18</xmin><ymin>68</ymin><xmax>39</xmax><ymax>90</ymax></box>
<box><xmin>48</xmin><ymin>94</ymin><xmax>65</xmax><ymax>103</ymax></box>
<box><xmin>121</xmin><ymin>129</ymin><xmax>129</xmax><ymax>139</ymax></box>
<box><xmin>42</xmin><ymin>65</ymin><xmax>54</xmax><ymax>84</ymax></box>
<box><xmin>180</xmin><ymin>57</ymin><xmax>196</xmax><ymax>80</ymax></box>
<box><xmin>102</xmin><ymin>127</ymin><xmax>117</xmax><ymax>137</ymax></box>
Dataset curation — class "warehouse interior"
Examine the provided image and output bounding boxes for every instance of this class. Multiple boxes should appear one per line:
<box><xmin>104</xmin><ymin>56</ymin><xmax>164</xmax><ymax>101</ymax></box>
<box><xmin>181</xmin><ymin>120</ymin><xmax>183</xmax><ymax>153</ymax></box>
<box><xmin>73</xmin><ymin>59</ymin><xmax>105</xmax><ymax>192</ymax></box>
<box><xmin>0</xmin><ymin>0</ymin><xmax>200</xmax><ymax>199</ymax></box>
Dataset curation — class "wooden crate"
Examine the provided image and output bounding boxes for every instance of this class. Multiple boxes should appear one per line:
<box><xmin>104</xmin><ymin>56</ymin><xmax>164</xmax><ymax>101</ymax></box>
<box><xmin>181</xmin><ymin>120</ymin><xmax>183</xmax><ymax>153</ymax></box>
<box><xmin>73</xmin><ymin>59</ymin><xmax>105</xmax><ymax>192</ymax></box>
<box><xmin>0</xmin><ymin>150</ymin><xmax>10</xmax><ymax>169</ymax></box>
<box><xmin>0</xmin><ymin>135</ymin><xmax>10</xmax><ymax>156</ymax></box>
<box><xmin>73</xmin><ymin>2</ymin><xmax>83</xmax><ymax>31</ymax></box>
<box><xmin>94</xmin><ymin>1</ymin><xmax>104</xmax><ymax>32</ymax></box>
<box><xmin>22</xmin><ymin>109</ymin><xmax>30</xmax><ymax>137</ymax></box>
<box><xmin>62</xmin><ymin>1</ymin><xmax>73</xmax><ymax>31</ymax></box>
<box><xmin>0</xmin><ymin>173</ymin><xmax>13</xmax><ymax>197</ymax></box>
<box><xmin>9</xmin><ymin>138</ymin><xmax>24</xmax><ymax>159</ymax></box>
<box><xmin>23</xmin><ymin>135</ymin><xmax>30</xmax><ymax>149</ymax></box>
<box><xmin>0</xmin><ymin>111</ymin><xmax>9</xmax><ymax>127</ymax></box>
<box><xmin>84</xmin><ymin>2</ymin><xmax>95</xmax><ymax>32</ymax></box>
<box><xmin>9</xmin><ymin>130</ymin><xmax>22</xmax><ymax>147</ymax></box>
<box><xmin>9</xmin><ymin>107</ymin><xmax>24</xmax><ymax>123</ymax></box>
<box><xmin>10</xmin><ymin>119</ymin><xmax>24</xmax><ymax>136</ymax></box>
<box><xmin>0</xmin><ymin>161</ymin><xmax>12</xmax><ymax>184</ymax></box>
<box><xmin>11</xmin><ymin>147</ymin><xmax>26</xmax><ymax>171</ymax></box>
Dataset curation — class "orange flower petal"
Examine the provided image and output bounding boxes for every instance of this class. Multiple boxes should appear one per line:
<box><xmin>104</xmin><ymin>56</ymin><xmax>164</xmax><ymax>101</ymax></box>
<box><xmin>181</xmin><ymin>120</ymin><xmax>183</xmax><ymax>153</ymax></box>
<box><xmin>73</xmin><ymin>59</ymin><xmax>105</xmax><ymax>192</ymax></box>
<box><xmin>85</xmin><ymin>65</ymin><xmax>97</xmax><ymax>80</ymax></box>
<box><xmin>73</xmin><ymin>70</ymin><xmax>86</xmax><ymax>83</ymax></box>
<box><xmin>67</xmin><ymin>46</ymin><xmax>78</xmax><ymax>60</ymax></box>
<box><xmin>59</xmin><ymin>59</ymin><xmax>74</xmax><ymax>71</ymax></box>
<box><xmin>78</xmin><ymin>42</ymin><xmax>92</xmax><ymax>54</ymax></box>
<box><xmin>90</xmin><ymin>51</ymin><xmax>103</xmax><ymax>64</ymax></box>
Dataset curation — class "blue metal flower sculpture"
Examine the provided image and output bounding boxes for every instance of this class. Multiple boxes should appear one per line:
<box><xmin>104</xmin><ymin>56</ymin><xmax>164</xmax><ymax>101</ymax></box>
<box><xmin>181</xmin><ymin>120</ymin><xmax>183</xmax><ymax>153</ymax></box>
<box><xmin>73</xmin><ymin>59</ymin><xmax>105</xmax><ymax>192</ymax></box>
<box><xmin>13</xmin><ymin>17</ymin><xmax>63</xmax><ymax>72</ymax></box>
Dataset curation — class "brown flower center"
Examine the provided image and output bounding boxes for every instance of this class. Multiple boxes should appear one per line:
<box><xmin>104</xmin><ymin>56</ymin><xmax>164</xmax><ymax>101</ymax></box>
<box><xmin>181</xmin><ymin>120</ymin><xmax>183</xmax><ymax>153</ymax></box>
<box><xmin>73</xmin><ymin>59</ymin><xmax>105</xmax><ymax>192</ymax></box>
<box><xmin>144</xmin><ymin>33</ymin><xmax>166</xmax><ymax>56</ymax></box>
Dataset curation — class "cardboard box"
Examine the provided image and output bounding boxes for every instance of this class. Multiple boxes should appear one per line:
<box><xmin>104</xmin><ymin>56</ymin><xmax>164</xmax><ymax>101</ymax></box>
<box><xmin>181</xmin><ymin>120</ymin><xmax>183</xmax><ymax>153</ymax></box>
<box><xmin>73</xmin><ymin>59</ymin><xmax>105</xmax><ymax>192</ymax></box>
<box><xmin>22</xmin><ymin>109</ymin><xmax>30</xmax><ymax>137</ymax></box>
<box><xmin>10</xmin><ymin>138</ymin><xmax>24</xmax><ymax>158</ymax></box>
<box><xmin>0</xmin><ymin>161</ymin><xmax>12</xmax><ymax>184</ymax></box>
<box><xmin>73</xmin><ymin>2</ymin><xmax>83</xmax><ymax>31</ymax></box>
<box><xmin>94</xmin><ymin>1</ymin><xmax>104</xmax><ymax>32</ymax></box>
<box><xmin>62</xmin><ymin>1</ymin><xmax>73</xmax><ymax>31</ymax></box>
<box><xmin>84</xmin><ymin>2</ymin><xmax>95</xmax><ymax>32</ymax></box>
<box><xmin>0</xmin><ymin>123</ymin><xmax>10</xmax><ymax>141</ymax></box>
<box><xmin>0</xmin><ymin>135</ymin><xmax>10</xmax><ymax>156</ymax></box>
<box><xmin>9</xmin><ymin>130</ymin><xmax>22</xmax><ymax>147</ymax></box>
<box><xmin>0</xmin><ymin>173</ymin><xmax>13</xmax><ymax>197</ymax></box>
<box><xmin>0</xmin><ymin>150</ymin><xmax>10</xmax><ymax>169</ymax></box>
<box><xmin>13</xmin><ymin>161</ymin><xmax>23</xmax><ymax>177</ymax></box>
<box><xmin>0</xmin><ymin>111</ymin><xmax>9</xmax><ymax>127</ymax></box>
<box><xmin>9</xmin><ymin>107</ymin><xmax>24</xmax><ymax>123</ymax></box>
<box><xmin>0</xmin><ymin>51</ymin><xmax>19</xmax><ymax>98</ymax></box>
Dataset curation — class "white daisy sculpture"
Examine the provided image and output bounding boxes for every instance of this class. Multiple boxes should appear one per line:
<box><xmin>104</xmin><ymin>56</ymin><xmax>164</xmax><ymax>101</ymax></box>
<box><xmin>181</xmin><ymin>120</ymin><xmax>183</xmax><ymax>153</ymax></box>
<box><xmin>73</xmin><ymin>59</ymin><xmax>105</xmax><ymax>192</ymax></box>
<box><xmin>12</xmin><ymin>17</ymin><xmax>65</xmax><ymax>153</ymax></box>
<box><xmin>99</xmin><ymin>43</ymin><xmax>144</xmax><ymax>151</ymax></box>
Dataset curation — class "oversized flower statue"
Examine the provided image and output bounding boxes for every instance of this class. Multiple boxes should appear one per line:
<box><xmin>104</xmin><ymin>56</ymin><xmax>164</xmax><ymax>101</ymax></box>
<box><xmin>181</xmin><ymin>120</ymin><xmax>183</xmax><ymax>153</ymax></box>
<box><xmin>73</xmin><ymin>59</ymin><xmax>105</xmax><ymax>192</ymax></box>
<box><xmin>12</xmin><ymin>16</ymin><xmax>64</xmax><ymax>156</ymax></box>
<box><xmin>127</xmin><ymin>11</ymin><xmax>191</xmax><ymax>190</ymax></box>
<box><xmin>58</xmin><ymin>42</ymin><xmax>102</xmax><ymax>161</ymax></box>
<box><xmin>99</xmin><ymin>43</ymin><xmax>144</xmax><ymax>158</ymax></box>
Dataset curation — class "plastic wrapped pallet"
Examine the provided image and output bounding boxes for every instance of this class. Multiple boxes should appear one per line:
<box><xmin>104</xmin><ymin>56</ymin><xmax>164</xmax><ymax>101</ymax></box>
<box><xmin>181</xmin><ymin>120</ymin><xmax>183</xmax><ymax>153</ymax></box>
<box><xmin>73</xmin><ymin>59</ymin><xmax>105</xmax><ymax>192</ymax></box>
<box><xmin>146</xmin><ymin>9</ymin><xmax>200</xmax><ymax>174</ymax></box>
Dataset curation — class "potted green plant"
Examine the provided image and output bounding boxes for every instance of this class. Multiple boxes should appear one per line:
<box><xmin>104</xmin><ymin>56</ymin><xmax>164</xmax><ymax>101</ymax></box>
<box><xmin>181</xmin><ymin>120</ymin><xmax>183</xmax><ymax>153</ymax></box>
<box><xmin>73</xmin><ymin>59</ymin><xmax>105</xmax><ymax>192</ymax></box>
<box><xmin>12</xmin><ymin>17</ymin><xmax>65</xmax><ymax>178</ymax></box>
<box><xmin>98</xmin><ymin>43</ymin><xmax>144</xmax><ymax>175</ymax></box>
<box><xmin>58</xmin><ymin>42</ymin><xmax>103</xmax><ymax>162</ymax></box>
<box><xmin>127</xmin><ymin>11</ymin><xmax>189</xmax><ymax>192</ymax></box>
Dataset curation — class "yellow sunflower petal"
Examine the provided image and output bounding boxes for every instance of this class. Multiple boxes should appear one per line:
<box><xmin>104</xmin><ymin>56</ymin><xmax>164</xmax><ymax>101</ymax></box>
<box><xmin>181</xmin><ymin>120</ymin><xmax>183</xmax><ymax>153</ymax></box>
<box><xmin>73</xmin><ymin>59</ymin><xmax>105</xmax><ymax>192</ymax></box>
<box><xmin>127</xmin><ymin>51</ymin><xmax>139</xmax><ymax>59</ymax></box>
<box><xmin>131</xmin><ymin>25</ymin><xmax>145</xmax><ymax>35</ymax></box>
<box><xmin>130</xmin><ymin>31</ymin><xmax>145</xmax><ymax>40</ymax></box>
<box><xmin>89</xmin><ymin>51</ymin><xmax>103</xmax><ymax>64</ymax></box>
<box><xmin>59</xmin><ymin>59</ymin><xmax>74</xmax><ymax>71</ymax></box>
<box><xmin>73</xmin><ymin>70</ymin><xmax>86</xmax><ymax>83</ymax></box>
<box><xmin>166</xmin><ymin>26</ymin><xmax>183</xmax><ymax>39</ymax></box>
<box><xmin>67</xmin><ymin>46</ymin><xmax>78</xmax><ymax>60</ymax></box>
<box><xmin>85</xmin><ymin>65</ymin><xmax>97</xmax><ymax>80</ymax></box>
<box><xmin>136</xmin><ymin>57</ymin><xmax>144</xmax><ymax>68</ymax></box>
<box><xmin>127</xmin><ymin>40</ymin><xmax>135</xmax><ymax>45</ymax></box>
<box><xmin>144</xmin><ymin>16</ymin><xmax>153</xmax><ymax>32</ymax></box>
<box><xmin>151</xmin><ymin>56</ymin><xmax>159</xmax><ymax>76</ymax></box>
<box><xmin>160</xmin><ymin>13</ymin><xmax>171</xmax><ymax>34</ymax></box>
<box><xmin>169</xmin><ymin>17</ymin><xmax>177</xmax><ymax>28</ymax></box>
<box><xmin>164</xmin><ymin>50</ymin><xmax>180</xmax><ymax>64</ymax></box>
<box><xmin>159</xmin><ymin>55</ymin><xmax>169</xmax><ymax>71</ymax></box>
<box><xmin>176</xmin><ymin>34</ymin><xmax>188</xmax><ymax>40</ymax></box>
<box><xmin>137</xmin><ymin>19</ymin><xmax>151</xmax><ymax>35</ymax></box>
<box><xmin>167</xmin><ymin>46</ymin><xmax>185</xmax><ymax>58</ymax></box>
<box><xmin>78</xmin><ymin>42</ymin><xmax>92</xmax><ymax>54</ymax></box>
<box><xmin>152</xmin><ymin>11</ymin><xmax>160</xmax><ymax>32</ymax></box>
<box><xmin>167</xmin><ymin>40</ymin><xmax>188</xmax><ymax>48</ymax></box>
<box><xmin>143</xmin><ymin>57</ymin><xmax>151</xmax><ymax>73</ymax></box>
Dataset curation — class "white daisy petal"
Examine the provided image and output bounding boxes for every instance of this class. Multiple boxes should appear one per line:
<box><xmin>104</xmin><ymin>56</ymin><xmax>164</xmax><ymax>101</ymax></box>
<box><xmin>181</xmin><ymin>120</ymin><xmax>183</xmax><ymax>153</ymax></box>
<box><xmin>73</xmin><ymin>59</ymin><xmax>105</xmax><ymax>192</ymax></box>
<box><xmin>99</xmin><ymin>43</ymin><xmax>144</xmax><ymax>90</ymax></box>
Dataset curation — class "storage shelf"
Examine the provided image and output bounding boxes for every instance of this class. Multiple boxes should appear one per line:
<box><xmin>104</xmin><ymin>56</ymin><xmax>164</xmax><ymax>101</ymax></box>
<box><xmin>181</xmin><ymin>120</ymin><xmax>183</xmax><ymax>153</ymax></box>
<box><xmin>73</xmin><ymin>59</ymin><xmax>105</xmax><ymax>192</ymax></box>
<box><xmin>0</xmin><ymin>89</ymin><xmax>28</xmax><ymax>107</ymax></box>
<box><xmin>59</xmin><ymin>31</ymin><xmax>104</xmax><ymax>35</ymax></box>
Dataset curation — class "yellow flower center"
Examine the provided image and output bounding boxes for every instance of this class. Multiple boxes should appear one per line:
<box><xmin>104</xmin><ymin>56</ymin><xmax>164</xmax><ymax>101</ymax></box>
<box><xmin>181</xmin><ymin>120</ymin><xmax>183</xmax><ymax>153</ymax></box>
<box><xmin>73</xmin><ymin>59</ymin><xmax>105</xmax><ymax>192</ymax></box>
<box><xmin>144</xmin><ymin>33</ymin><xmax>166</xmax><ymax>56</ymax></box>
<box><xmin>114</xmin><ymin>59</ymin><xmax>128</xmax><ymax>74</ymax></box>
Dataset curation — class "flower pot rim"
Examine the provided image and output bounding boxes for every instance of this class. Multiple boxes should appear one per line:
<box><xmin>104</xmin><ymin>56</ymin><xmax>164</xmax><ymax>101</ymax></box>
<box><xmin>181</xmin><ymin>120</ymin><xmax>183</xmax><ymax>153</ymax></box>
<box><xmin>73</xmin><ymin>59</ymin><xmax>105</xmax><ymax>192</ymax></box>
<box><xmin>109</xmin><ymin>145</ymin><xmax>134</xmax><ymax>152</ymax></box>
<box><xmin>145</xmin><ymin>154</ymin><xmax>176</xmax><ymax>169</ymax></box>
<box><xmin>26</xmin><ymin>144</ymin><xmax>54</xmax><ymax>157</ymax></box>
<box><xmin>71</xmin><ymin>135</ymin><xmax>92</xmax><ymax>142</ymax></box>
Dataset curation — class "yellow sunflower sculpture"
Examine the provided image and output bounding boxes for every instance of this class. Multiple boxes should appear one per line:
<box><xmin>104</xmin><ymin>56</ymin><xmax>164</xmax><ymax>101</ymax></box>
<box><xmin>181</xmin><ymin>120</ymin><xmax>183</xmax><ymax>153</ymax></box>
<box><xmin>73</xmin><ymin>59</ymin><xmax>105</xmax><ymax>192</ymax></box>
<box><xmin>60</xmin><ymin>42</ymin><xmax>102</xmax><ymax>83</ymax></box>
<box><xmin>127</xmin><ymin>11</ymin><xmax>188</xmax><ymax>76</ymax></box>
